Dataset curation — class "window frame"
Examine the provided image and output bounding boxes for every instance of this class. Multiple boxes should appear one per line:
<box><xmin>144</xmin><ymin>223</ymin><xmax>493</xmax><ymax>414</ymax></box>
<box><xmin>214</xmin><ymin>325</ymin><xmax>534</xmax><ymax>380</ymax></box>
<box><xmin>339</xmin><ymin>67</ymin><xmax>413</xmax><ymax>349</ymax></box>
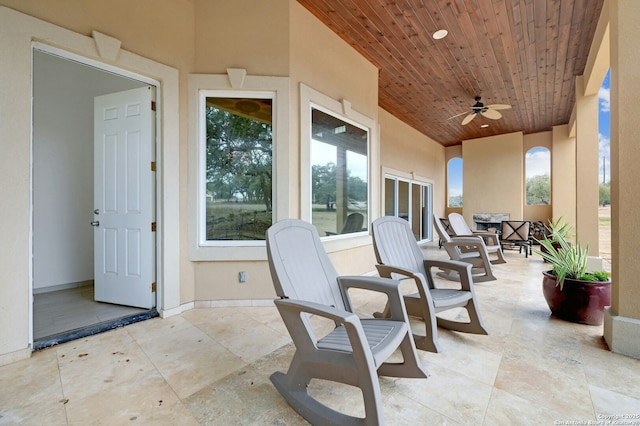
<box><xmin>309</xmin><ymin>104</ymin><xmax>370</xmax><ymax>238</ymax></box>
<box><xmin>382</xmin><ymin>169</ymin><xmax>434</xmax><ymax>242</ymax></box>
<box><xmin>447</xmin><ymin>157</ymin><xmax>464</xmax><ymax>208</ymax></box>
<box><xmin>188</xmin><ymin>72</ymin><xmax>290</xmax><ymax>261</ymax></box>
<box><xmin>525</xmin><ymin>146</ymin><xmax>551</xmax><ymax>206</ymax></box>
<box><xmin>300</xmin><ymin>83</ymin><xmax>379</xmax><ymax>251</ymax></box>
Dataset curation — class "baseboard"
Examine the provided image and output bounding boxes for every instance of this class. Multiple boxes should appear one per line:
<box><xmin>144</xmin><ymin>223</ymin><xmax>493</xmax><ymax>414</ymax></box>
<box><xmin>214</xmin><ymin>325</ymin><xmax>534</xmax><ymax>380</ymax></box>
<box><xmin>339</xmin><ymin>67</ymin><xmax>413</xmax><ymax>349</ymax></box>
<box><xmin>0</xmin><ymin>346</ymin><xmax>31</xmax><ymax>367</ymax></box>
<box><xmin>33</xmin><ymin>280</ymin><xmax>93</xmax><ymax>294</ymax></box>
<box><xmin>193</xmin><ymin>299</ymin><xmax>275</xmax><ymax>309</ymax></box>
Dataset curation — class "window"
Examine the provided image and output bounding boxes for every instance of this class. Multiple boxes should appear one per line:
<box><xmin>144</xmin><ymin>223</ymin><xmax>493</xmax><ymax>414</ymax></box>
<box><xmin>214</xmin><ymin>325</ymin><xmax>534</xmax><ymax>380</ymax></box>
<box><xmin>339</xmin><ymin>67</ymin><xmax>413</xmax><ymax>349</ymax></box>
<box><xmin>311</xmin><ymin>107</ymin><xmax>368</xmax><ymax>236</ymax></box>
<box><xmin>447</xmin><ymin>157</ymin><xmax>463</xmax><ymax>207</ymax></box>
<box><xmin>203</xmin><ymin>95</ymin><xmax>273</xmax><ymax>241</ymax></box>
<box><xmin>299</xmin><ymin>83</ymin><xmax>377</xmax><ymax>248</ymax></box>
<box><xmin>189</xmin><ymin>72</ymin><xmax>289</xmax><ymax>260</ymax></box>
<box><xmin>384</xmin><ymin>174</ymin><xmax>433</xmax><ymax>241</ymax></box>
<box><xmin>525</xmin><ymin>147</ymin><xmax>550</xmax><ymax>205</ymax></box>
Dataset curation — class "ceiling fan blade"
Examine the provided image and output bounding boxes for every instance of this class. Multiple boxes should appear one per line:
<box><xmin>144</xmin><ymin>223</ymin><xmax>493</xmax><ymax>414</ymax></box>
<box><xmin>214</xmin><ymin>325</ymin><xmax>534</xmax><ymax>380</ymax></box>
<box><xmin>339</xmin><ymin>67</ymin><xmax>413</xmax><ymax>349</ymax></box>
<box><xmin>461</xmin><ymin>113</ymin><xmax>476</xmax><ymax>125</ymax></box>
<box><xmin>447</xmin><ymin>110</ymin><xmax>472</xmax><ymax>120</ymax></box>
<box><xmin>486</xmin><ymin>104</ymin><xmax>512</xmax><ymax>110</ymax></box>
<box><xmin>481</xmin><ymin>109</ymin><xmax>502</xmax><ymax>120</ymax></box>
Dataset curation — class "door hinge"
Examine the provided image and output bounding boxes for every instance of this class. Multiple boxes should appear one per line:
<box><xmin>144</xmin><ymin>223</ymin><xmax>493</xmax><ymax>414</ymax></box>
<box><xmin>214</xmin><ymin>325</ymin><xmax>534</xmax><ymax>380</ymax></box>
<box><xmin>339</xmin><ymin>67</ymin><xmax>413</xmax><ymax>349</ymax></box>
<box><xmin>151</xmin><ymin>101</ymin><xmax>156</xmax><ymax>111</ymax></box>
<box><xmin>151</xmin><ymin>222</ymin><xmax>157</xmax><ymax>232</ymax></box>
<box><xmin>151</xmin><ymin>282</ymin><xmax>156</xmax><ymax>292</ymax></box>
<box><xmin>151</xmin><ymin>161</ymin><xmax>156</xmax><ymax>172</ymax></box>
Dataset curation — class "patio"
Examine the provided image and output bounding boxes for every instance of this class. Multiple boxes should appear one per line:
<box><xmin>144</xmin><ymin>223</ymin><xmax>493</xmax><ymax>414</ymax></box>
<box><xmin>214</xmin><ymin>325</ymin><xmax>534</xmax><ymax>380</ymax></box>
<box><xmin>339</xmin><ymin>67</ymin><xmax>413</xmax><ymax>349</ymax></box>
<box><xmin>2</xmin><ymin>242</ymin><xmax>638</xmax><ymax>425</ymax></box>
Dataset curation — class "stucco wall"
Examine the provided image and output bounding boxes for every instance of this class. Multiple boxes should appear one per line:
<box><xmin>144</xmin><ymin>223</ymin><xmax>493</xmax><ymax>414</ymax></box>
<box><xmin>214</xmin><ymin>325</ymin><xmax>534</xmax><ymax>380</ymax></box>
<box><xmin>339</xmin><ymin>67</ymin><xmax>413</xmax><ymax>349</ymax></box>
<box><xmin>378</xmin><ymin>108</ymin><xmax>446</xmax><ymax>216</ymax></box>
<box><xmin>194</xmin><ymin>0</ymin><xmax>290</xmax><ymax>76</ymax></box>
<box><xmin>462</xmin><ymin>132</ymin><xmax>524</xmax><ymax>225</ymax></box>
<box><xmin>0</xmin><ymin>4</ymin><xmax>184</xmax><ymax>363</ymax></box>
<box><xmin>551</xmin><ymin>125</ymin><xmax>577</xmax><ymax>227</ymax></box>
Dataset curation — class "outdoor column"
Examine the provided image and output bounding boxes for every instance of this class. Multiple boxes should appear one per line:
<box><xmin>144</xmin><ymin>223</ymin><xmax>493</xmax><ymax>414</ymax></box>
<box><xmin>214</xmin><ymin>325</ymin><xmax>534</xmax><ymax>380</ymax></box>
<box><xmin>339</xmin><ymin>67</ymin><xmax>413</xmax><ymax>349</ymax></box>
<box><xmin>604</xmin><ymin>0</ymin><xmax>640</xmax><ymax>359</ymax></box>
<box><xmin>574</xmin><ymin>75</ymin><xmax>600</xmax><ymax>255</ymax></box>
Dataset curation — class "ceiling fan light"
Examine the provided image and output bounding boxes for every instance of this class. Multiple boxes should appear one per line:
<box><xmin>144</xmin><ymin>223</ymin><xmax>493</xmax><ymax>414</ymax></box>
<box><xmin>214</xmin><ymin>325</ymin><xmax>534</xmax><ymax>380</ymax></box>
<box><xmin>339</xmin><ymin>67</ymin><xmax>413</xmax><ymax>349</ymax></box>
<box><xmin>432</xmin><ymin>29</ymin><xmax>448</xmax><ymax>40</ymax></box>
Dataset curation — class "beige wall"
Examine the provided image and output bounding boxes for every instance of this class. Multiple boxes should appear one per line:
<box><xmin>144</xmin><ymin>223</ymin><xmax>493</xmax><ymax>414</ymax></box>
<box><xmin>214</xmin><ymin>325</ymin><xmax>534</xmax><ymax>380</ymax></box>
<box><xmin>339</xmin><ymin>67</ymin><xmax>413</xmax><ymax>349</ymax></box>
<box><xmin>194</xmin><ymin>0</ymin><xmax>290</xmax><ymax>76</ymax></box>
<box><xmin>378</xmin><ymin>108</ymin><xmax>446</xmax><ymax>215</ymax></box>
<box><xmin>0</xmin><ymin>0</ymin><xmax>390</xmax><ymax>364</ymax></box>
<box><xmin>551</xmin><ymin>125</ymin><xmax>577</xmax><ymax>227</ymax></box>
<box><xmin>0</xmin><ymin>0</ymin><xmax>196</xmax><ymax>68</ymax></box>
<box><xmin>0</xmin><ymin>4</ymin><xmax>184</xmax><ymax>364</ymax></box>
<box><xmin>462</xmin><ymin>132</ymin><xmax>524</xmax><ymax>224</ymax></box>
<box><xmin>575</xmin><ymin>75</ymin><xmax>601</xmax><ymax>252</ymax></box>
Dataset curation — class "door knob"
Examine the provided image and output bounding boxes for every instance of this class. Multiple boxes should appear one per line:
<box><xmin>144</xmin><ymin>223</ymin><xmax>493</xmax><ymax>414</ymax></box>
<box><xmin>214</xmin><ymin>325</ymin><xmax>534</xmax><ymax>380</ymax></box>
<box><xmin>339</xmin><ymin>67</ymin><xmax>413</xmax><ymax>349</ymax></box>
<box><xmin>90</xmin><ymin>221</ymin><xmax>100</xmax><ymax>227</ymax></box>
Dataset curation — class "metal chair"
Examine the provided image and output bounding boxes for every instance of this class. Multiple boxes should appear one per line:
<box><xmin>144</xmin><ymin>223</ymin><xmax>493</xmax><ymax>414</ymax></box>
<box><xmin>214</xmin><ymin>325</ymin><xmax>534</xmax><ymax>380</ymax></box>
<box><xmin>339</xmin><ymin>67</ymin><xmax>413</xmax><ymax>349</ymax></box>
<box><xmin>500</xmin><ymin>220</ymin><xmax>533</xmax><ymax>257</ymax></box>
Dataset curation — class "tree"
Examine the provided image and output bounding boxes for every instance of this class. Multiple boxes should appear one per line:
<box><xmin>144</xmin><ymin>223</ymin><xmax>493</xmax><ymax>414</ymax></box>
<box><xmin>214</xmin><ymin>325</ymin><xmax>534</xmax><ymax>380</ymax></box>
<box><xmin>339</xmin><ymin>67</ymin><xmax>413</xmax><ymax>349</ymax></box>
<box><xmin>599</xmin><ymin>183</ymin><xmax>610</xmax><ymax>206</ymax></box>
<box><xmin>206</xmin><ymin>106</ymin><xmax>273</xmax><ymax>211</ymax></box>
<box><xmin>312</xmin><ymin>163</ymin><xmax>336</xmax><ymax>206</ymax></box>
<box><xmin>347</xmin><ymin>175</ymin><xmax>367</xmax><ymax>201</ymax></box>
<box><xmin>526</xmin><ymin>174</ymin><xmax>550</xmax><ymax>205</ymax></box>
<box><xmin>448</xmin><ymin>195</ymin><xmax>463</xmax><ymax>207</ymax></box>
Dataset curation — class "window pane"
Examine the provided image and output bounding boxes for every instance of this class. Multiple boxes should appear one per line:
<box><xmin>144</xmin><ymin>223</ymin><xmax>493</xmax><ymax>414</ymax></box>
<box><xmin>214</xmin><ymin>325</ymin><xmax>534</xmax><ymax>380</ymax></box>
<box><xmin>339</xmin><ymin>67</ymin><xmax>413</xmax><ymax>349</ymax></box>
<box><xmin>525</xmin><ymin>147</ymin><xmax>550</xmax><ymax>205</ymax></box>
<box><xmin>384</xmin><ymin>177</ymin><xmax>395</xmax><ymax>216</ymax></box>
<box><xmin>447</xmin><ymin>157</ymin><xmax>463</xmax><ymax>207</ymax></box>
<box><xmin>398</xmin><ymin>180</ymin><xmax>409</xmax><ymax>221</ymax></box>
<box><xmin>205</xmin><ymin>97</ymin><xmax>272</xmax><ymax>240</ymax></box>
<box><xmin>311</xmin><ymin>108</ymin><xmax>368</xmax><ymax>236</ymax></box>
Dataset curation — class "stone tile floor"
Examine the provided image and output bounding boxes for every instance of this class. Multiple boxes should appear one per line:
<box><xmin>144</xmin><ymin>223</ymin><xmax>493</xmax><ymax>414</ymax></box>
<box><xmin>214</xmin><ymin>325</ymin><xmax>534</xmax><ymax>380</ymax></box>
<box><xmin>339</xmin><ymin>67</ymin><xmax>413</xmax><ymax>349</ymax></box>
<box><xmin>1</xmin><ymin>243</ymin><xmax>639</xmax><ymax>425</ymax></box>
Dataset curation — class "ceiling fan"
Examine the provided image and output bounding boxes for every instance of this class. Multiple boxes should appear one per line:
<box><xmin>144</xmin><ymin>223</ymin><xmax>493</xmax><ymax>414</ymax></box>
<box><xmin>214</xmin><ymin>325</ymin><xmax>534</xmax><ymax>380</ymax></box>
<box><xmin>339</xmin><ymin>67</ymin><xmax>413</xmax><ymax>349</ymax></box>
<box><xmin>449</xmin><ymin>96</ymin><xmax>512</xmax><ymax>125</ymax></box>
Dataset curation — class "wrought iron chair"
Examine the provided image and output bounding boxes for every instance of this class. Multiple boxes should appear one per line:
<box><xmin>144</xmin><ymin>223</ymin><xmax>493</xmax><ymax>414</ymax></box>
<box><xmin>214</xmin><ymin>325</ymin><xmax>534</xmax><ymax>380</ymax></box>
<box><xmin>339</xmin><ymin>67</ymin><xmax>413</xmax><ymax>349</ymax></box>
<box><xmin>500</xmin><ymin>220</ymin><xmax>533</xmax><ymax>257</ymax></box>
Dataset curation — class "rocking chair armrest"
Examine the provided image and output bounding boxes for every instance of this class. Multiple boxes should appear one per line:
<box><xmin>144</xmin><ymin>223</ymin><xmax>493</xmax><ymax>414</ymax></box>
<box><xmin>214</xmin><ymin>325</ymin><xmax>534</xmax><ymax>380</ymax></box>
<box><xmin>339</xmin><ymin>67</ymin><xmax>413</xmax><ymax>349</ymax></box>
<box><xmin>423</xmin><ymin>259</ymin><xmax>474</xmax><ymax>291</ymax></box>
<box><xmin>374</xmin><ymin>264</ymin><xmax>434</xmax><ymax>306</ymax></box>
<box><xmin>274</xmin><ymin>298</ymin><xmax>358</xmax><ymax>325</ymax></box>
<box><xmin>472</xmin><ymin>231</ymin><xmax>500</xmax><ymax>245</ymax></box>
<box><xmin>449</xmin><ymin>236</ymin><xmax>487</xmax><ymax>247</ymax></box>
<box><xmin>375</xmin><ymin>264</ymin><xmax>419</xmax><ymax>281</ymax></box>
<box><xmin>337</xmin><ymin>275</ymin><xmax>408</xmax><ymax>322</ymax></box>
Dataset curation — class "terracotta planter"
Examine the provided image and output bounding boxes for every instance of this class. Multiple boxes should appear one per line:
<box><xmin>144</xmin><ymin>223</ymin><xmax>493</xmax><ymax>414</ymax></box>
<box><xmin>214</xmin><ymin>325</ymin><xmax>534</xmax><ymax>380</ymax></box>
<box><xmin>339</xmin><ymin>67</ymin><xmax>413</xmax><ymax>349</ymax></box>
<box><xmin>541</xmin><ymin>270</ymin><xmax>612</xmax><ymax>325</ymax></box>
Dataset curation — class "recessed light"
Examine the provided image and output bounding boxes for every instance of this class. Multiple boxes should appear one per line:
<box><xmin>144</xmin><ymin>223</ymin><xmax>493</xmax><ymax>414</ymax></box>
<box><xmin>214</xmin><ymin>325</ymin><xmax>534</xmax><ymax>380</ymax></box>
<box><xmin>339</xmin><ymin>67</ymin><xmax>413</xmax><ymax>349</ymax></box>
<box><xmin>432</xmin><ymin>29</ymin><xmax>448</xmax><ymax>40</ymax></box>
<box><xmin>481</xmin><ymin>124</ymin><xmax>489</xmax><ymax>128</ymax></box>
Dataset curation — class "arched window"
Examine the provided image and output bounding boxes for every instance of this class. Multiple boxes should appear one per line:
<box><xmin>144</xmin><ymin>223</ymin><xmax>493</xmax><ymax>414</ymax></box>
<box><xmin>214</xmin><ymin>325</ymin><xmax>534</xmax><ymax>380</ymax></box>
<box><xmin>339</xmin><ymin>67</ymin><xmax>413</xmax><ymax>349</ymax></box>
<box><xmin>525</xmin><ymin>147</ymin><xmax>551</xmax><ymax>205</ymax></box>
<box><xmin>447</xmin><ymin>157</ymin><xmax>463</xmax><ymax>207</ymax></box>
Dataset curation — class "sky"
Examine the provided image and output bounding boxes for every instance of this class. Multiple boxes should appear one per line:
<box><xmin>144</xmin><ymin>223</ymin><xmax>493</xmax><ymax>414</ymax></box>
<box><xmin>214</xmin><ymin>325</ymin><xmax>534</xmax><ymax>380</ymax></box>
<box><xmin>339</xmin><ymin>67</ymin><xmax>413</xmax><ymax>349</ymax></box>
<box><xmin>448</xmin><ymin>68</ymin><xmax>611</xmax><ymax>197</ymax></box>
<box><xmin>599</xmin><ymin>69</ymin><xmax>611</xmax><ymax>183</ymax></box>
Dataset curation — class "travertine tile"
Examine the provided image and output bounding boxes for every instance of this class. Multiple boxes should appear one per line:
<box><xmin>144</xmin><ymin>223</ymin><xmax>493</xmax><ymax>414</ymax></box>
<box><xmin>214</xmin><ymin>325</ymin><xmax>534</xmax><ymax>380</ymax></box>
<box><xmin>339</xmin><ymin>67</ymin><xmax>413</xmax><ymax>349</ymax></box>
<box><xmin>3</xmin><ymin>244</ymin><xmax>639</xmax><ymax>425</ymax></box>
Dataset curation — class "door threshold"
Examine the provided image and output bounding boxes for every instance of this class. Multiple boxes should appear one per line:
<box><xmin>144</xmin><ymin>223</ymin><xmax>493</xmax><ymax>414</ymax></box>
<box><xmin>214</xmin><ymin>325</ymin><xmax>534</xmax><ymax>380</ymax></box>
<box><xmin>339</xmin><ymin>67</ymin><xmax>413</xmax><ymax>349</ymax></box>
<box><xmin>33</xmin><ymin>309</ymin><xmax>159</xmax><ymax>351</ymax></box>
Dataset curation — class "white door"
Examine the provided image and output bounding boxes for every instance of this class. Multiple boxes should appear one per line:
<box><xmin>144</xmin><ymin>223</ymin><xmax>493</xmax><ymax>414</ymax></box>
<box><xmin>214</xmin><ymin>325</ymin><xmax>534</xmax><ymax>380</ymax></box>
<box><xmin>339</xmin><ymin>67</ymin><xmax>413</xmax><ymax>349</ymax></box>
<box><xmin>93</xmin><ymin>86</ymin><xmax>156</xmax><ymax>309</ymax></box>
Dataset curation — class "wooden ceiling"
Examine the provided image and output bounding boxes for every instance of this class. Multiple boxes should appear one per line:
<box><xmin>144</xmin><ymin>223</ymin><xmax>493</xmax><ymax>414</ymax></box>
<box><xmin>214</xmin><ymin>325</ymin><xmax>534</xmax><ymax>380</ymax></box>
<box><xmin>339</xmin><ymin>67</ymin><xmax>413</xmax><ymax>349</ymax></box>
<box><xmin>297</xmin><ymin>0</ymin><xmax>604</xmax><ymax>147</ymax></box>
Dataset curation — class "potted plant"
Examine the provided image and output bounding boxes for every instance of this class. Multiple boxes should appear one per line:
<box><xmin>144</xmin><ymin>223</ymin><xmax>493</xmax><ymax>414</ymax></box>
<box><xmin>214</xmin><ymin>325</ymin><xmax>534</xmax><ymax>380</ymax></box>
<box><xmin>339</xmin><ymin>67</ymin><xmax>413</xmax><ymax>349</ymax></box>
<box><xmin>534</xmin><ymin>218</ymin><xmax>611</xmax><ymax>325</ymax></box>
